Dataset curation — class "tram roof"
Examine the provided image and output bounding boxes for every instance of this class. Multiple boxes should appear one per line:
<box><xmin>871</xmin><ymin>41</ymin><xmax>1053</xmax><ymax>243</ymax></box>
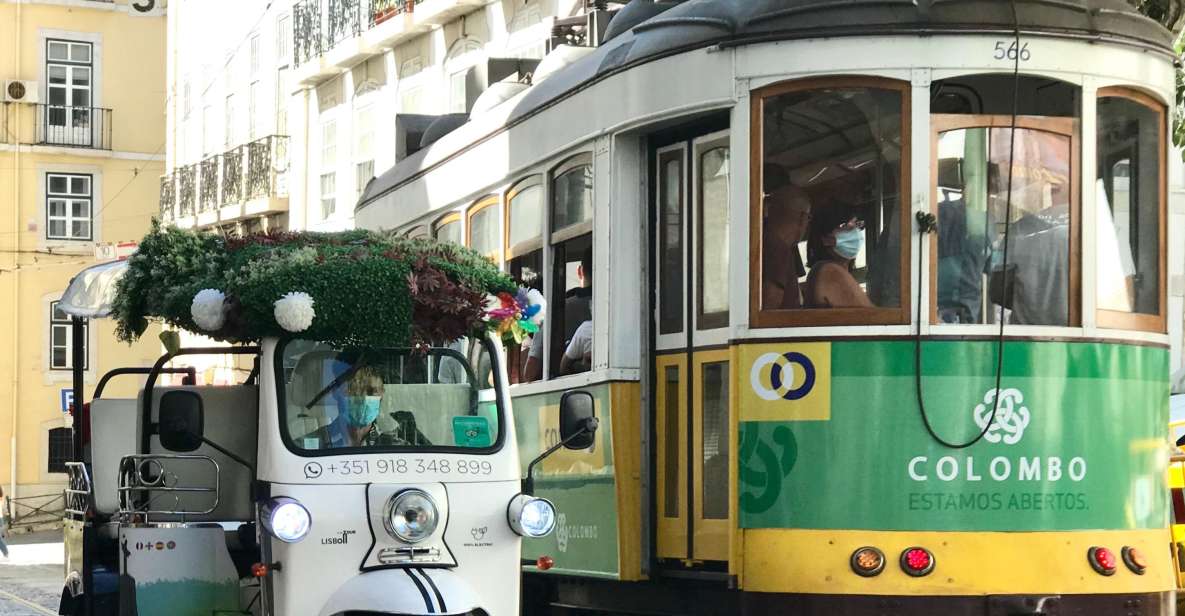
<box><xmin>358</xmin><ymin>0</ymin><xmax>1172</xmax><ymax>214</ymax></box>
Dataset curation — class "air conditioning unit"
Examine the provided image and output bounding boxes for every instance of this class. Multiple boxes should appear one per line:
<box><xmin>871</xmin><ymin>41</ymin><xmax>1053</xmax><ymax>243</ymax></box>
<box><xmin>4</xmin><ymin>80</ymin><xmax>39</xmax><ymax>103</ymax></box>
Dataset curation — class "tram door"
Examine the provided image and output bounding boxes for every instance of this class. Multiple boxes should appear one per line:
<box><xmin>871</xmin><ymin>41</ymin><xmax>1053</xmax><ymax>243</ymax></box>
<box><xmin>653</xmin><ymin>129</ymin><xmax>732</xmax><ymax>565</ymax></box>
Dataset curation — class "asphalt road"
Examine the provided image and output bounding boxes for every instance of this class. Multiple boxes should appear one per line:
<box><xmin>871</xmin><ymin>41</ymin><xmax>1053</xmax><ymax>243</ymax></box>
<box><xmin>0</xmin><ymin>531</ymin><xmax>64</xmax><ymax>615</ymax></box>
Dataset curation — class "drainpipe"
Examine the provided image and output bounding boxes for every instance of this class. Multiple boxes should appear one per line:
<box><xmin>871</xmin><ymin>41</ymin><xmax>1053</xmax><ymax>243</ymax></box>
<box><xmin>10</xmin><ymin>0</ymin><xmax>22</xmax><ymax>500</ymax></box>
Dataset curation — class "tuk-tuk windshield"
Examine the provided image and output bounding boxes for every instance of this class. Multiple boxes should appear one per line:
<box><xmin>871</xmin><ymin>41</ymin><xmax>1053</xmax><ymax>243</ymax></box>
<box><xmin>278</xmin><ymin>339</ymin><xmax>501</xmax><ymax>454</ymax></box>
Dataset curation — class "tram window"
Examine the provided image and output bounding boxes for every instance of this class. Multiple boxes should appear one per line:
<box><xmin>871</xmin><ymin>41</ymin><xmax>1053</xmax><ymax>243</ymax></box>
<box><xmin>510</xmin><ymin>249</ymin><xmax>543</xmax><ymax>384</ymax></box>
<box><xmin>1096</xmin><ymin>90</ymin><xmax>1165</xmax><ymax>331</ymax></box>
<box><xmin>507</xmin><ymin>176</ymin><xmax>543</xmax><ymax>250</ymax></box>
<box><xmin>698</xmin><ymin>143</ymin><xmax>730</xmax><ymax>330</ymax></box>
<box><xmin>467</xmin><ymin>196</ymin><xmax>501</xmax><ymax>261</ymax></box>
<box><xmin>701</xmin><ymin>361</ymin><xmax>729</xmax><ymax>520</ymax></box>
<box><xmin>404</xmin><ymin>225</ymin><xmax>429</xmax><ymax>239</ymax></box>
<box><xmin>552</xmin><ymin>154</ymin><xmax>593</xmax><ymax>233</ymax></box>
<box><xmin>434</xmin><ymin>214</ymin><xmax>462</xmax><ymax>245</ymax></box>
<box><xmin>753</xmin><ymin>79</ymin><xmax>909</xmax><ymax>326</ymax></box>
<box><xmin>551</xmin><ymin>234</ymin><xmax>593</xmax><ymax>377</ymax></box>
<box><xmin>930</xmin><ymin>75</ymin><xmax>1079</xmax><ymax>118</ymax></box>
<box><xmin>934</xmin><ymin>122</ymin><xmax>1075</xmax><ymax>326</ymax></box>
<box><xmin>658</xmin><ymin>149</ymin><xmax>684</xmax><ymax>334</ymax></box>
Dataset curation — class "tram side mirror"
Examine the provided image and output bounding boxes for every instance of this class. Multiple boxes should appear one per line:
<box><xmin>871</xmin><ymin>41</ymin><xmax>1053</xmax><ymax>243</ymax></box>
<box><xmin>559</xmin><ymin>391</ymin><xmax>597</xmax><ymax>451</ymax></box>
<box><xmin>158</xmin><ymin>390</ymin><xmax>204</xmax><ymax>452</ymax></box>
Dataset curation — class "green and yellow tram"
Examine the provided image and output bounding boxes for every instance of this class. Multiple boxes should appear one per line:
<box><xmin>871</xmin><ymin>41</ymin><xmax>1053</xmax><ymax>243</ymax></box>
<box><xmin>357</xmin><ymin>0</ymin><xmax>1180</xmax><ymax>612</ymax></box>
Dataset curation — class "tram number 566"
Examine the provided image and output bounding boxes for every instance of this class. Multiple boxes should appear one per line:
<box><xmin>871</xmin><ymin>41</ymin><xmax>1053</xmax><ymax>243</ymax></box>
<box><xmin>993</xmin><ymin>40</ymin><xmax>1031</xmax><ymax>62</ymax></box>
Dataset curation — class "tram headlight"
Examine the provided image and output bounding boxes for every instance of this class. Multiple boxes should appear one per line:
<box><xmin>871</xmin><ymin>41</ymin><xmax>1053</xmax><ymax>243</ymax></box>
<box><xmin>384</xmin><ymin>490</ymin><xmax>439</xmax><ymax>543</ymax></box>
<box><xmin>508</xmin><ymin>494</ymin><xmax>556</xmax><ymax>538</ymax></box>
<box><xmin>261</xmin><ymin>497</ymin><xmax>312</xmax><ymax>543</ymax></box>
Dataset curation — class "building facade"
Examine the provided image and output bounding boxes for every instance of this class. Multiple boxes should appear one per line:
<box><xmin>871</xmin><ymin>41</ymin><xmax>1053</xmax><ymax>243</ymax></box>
<box><xmin>162</xmin><ymin>0</ymin><xmax>586</xmax><ymax>234</ymax></box>
<box><xmin>0</xmin><ymin>0</ymin><xmax>167</xmax><ymax>498</ymax></box>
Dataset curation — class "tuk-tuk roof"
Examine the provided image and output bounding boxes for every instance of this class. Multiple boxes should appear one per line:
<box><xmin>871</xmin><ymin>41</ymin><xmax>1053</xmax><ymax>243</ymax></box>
<box><xmin>58</xmin><ymin>259</ymin><xmax>128</xmax><ymax>319</ymax></box>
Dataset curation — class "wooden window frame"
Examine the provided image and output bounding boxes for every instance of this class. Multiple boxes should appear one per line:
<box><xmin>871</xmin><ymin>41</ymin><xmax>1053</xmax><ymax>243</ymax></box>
<box><xmin>1095</xmin><ymin>86</ymin><xmax>1168</xmax><ymax>334</ymax></box>
<box><xmin>695</xmin><ymin>136</ymin><xmax>731</xmax><ymax>332</ymax></box>
<box><xmin>928</xmin><ymin>114</ymin><xmax>1082</xmax><ymax>328</ymax></box>
<box><xmin>550</xmin><ymin>152</ymin><xmax>594</xmax><ymax>241</ymax></box>
<box><xmin>749</xmin><ymin>76</ymin><xmax>913</xmax><ymax>328</ymax></box>
<box><xmin>466</xmin><ymin>194</ymin><xmax>502</xmax><ymax>261</ymax></box>
<box><xmin>504</xmin><ymin>174</ymin><xmax>544</xmax><ymax>259</ymax></box>
<box><xmin>432</xmin><ymin>211</ymin><xmax>462</xmax><ymax>242</ymax></box>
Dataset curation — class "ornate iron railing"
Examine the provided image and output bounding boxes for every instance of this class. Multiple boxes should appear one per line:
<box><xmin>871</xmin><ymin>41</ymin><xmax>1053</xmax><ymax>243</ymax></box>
<box><xmin>159</xmin><ymin>174</ymin><xmax>175</xmax><ymax>220</ymax></box>
<box><xmin>328</xmin><ymin>0</ymin><xmax>362</xmax><ymax>46</ymax></box>
<box><xmin>246</xmin><ymin>135</ymin><xmax>290</xmax><ymax>199</ymax></box>
<box><xmin>294</xmin><ymin>0</ymin><xmax>324</xmax><ymax>66</ymax></box>
<box><xmin>178</xmin><ymin>166</ymin><xmax>196</xmax><ymax>217</ymax></box>
<box><xmin>35</xmin><ymin>104</ymin><xmax>113</xmax><ymax>150</ymax></box>
<box><xmin>370</xmin><ymin>0</ymin><xmax>421</xmax><ymax>27</ymax></box>
<box><xmin>199</xmin><ymin>155</ymin><xmax>221</xmax><ymax>212</ymax></box>
<box><xmin>222</xmin><ymin>145</ymin><xmax>246</xmax><ymax>205</ymax></box>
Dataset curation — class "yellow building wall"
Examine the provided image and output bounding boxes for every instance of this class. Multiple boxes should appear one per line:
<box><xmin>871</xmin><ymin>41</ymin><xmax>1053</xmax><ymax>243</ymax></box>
<box><xmin>0</xmin><ymin>1</ymin><xmax>167</xmax><ymax>497</ymax></box>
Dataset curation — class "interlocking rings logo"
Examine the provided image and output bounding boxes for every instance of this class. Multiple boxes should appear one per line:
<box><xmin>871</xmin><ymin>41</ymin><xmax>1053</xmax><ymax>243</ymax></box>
<box><xmin>972</xmin><ymin>387</ymin><xmax>1031</xmax><ymax>445</ymax></box>
<box><xmin>750</xmin><ymin>352</ymin><xmax>816</xmax><ymax>401</ymax></box>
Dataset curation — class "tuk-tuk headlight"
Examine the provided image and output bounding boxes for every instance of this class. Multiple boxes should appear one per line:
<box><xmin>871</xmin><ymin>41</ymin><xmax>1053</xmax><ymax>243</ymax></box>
<box><xmin>384</xmin><ymin>490</ymin><xmax>439</xmax><ymax>543</ymax></box>
<box><xmin>261</xmin><ymin>497</ymin><xmax>311</xmax><ymax>543</ymax></box>
<box><xmin>508</xmin><ymin>494</ymin><xmax>556</xmax><ymax>538</ymax></box>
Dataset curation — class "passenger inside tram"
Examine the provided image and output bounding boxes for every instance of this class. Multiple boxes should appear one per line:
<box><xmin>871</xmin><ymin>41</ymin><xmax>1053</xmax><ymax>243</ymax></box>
<box><xmin>761</xmin><ymin>165</ymin><xmax>812</xmax><ymax>309</ymax></box>
<box><xmin>803</xmin><ymin>204</ymin><xmax>874</xmax><ymax>309</ymax></box>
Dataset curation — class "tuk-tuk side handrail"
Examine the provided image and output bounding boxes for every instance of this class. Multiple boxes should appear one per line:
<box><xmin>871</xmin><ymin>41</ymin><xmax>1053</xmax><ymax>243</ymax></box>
<box><xmin>64</xmin><ymin>462</ymin><xmax>93</xmax><ymax>520</ymax></box>
<box><xmin>117</xmin><ymin>454</ymin><xmax>221</xmax><ymax>520</ymax></box>
<box><xmin>94</xmin><ymin>366</ymin><xmax>197</xmax><ymax>399</ymax></box>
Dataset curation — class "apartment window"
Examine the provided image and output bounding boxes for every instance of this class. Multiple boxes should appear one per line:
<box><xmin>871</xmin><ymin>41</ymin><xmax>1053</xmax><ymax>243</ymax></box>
<box><xmin>225</xmin><ymin>94</ymin><xmax>236</xmax><ymax>148</ymax></box>
<box><xmin>46</xmin><ymin>173</ymin><xmax>92</xmax><ymax>241</ymax></box>
<box><xmin>1096</xmin><ymin>88</ymin><xmax>1167</xmax><ymax>332</ymax></box>
<box><xmin>46</xmin><ymin>40</ymin><xmax>94</xmax><ymax>142</ymax></box>
<box><xmin>202</xmin><ymin>104</ymin><xmax>214</xmax><ymax>156</ymax></box>
<box><xmin>321</xmin><ymin>119</ymin><xmax>337</xmax><ymax>218</ymax></box>
<box><xmin>250</xmin><ymin>34</ymin><xmax>261</xmax><ymax>76</ymax></box>
<box><xmin>50</xmin><ymin>300</ymin><xmax>88</xmax><ymax>370</ymax></box>
<box><xmin>276</xmin><ymin>67</ymin><xmax>290</xmax><ymax>135</ymax></box>
<box><xmin>445</xmin><ymin>38</ymin><xmax>482</xmax><ymax>114</ymax></box>
<box><xmin>248</xmin><ymin>81</ymin><xmax>259</xmax><ymax>140</ymax></box>
<box><xmin>48</xmin><ymin>428</ymin><xmax>72</xmax><ymax>474</ymax></box>
<box><xmin>182</xmin><ymin>81</ymin><xmax>191</xmax><ymax>119</ymax></box>
<box><xmin>753</xmin><ymin>77</ymin><xmax>910</xmax><ymax>328</ymax></box>
<box><xmin>277</xmin><ymin>14</ymin><xmax>292</xmax><ymax>65</ymax></box>
<box><xmin>355</xmin><ymin>106</ymin><xmax>374</xmax><ymax>199</ymax></box>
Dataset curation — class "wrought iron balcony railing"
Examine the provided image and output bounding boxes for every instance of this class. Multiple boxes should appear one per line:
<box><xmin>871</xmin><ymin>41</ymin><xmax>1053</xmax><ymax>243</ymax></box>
<box><xmin>246</xmin><ymin>135</ymin><xmax>290</xmax><ymax>199</ymax></box>
<box><xmin>199</xmin><ymin>155</ymin><xmax>221</xmax><ymax>213</ymax></box>
<box><xmin>369</xmin><ymin>0</ymin><xmax>421</xmax><ymax>27</ymax></box>
<box><xmin>159</xmin><ymin>174</ymin><xmax>175</xmax><ymax>221</ymax></box>
<box><xmin>294</xmin><ymin>0</ymin><xmax>324</xmax><ymax>66</ymax></box>
<box><xmin>328</xmin><ymin>0</ymin><xmax>362</xmax><ymax>47</ymax></box>
<box><xmin>222</xmin><ymin>146</ymin><xmax>246</xmax><ymax>206</ymax></box>
<box><xmin>35</xmin><ymin>104</ymin><xmax>112</xmax><ymax>150</ymax></box>
<box><xmin>177</xmin><ymin>166</ymin><xmax>196</xmax><ymax>217</ymax></box>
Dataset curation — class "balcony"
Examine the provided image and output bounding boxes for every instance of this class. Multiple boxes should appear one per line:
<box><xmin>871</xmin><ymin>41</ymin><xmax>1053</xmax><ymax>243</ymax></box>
<box><xmin>177</xmin><ymin>165</ymin><xmax>197</xmax><ymax>225</ymax></box>
<box><xmin>198</xmin><ymin>155</ymin><xmax>222</xmax><ymax>226</ymax></box>
<box><xmin>35</xmin><ymin>104</ymin><xmax>112</xmax><ymax>150</ymax></box>
<box><xmin>159</xmin><ymin>174</ymin><xmax>176</xmax><ymax>222</ymax></box>
<box><xmin>221</xmin><ymin>145</ymin><xmax>246</xmax><ymax>220</ymax></box>
<box><xmin>293</xmin><ymin>0</ymin><xmax>482</xmax><ymax>84</ymax></box>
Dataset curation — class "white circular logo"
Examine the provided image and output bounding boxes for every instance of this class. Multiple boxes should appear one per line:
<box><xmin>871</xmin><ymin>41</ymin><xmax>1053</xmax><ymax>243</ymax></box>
<box><xmin>972</xmin><ymin>388</ymin><xmax>1031</xmax><ymax>445</ymax></box>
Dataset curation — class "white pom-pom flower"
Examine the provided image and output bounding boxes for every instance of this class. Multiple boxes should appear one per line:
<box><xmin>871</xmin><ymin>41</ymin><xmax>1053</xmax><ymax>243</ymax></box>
<box><xmin>190</xmin><ymin>289</ymin><xmax>227</xmax><ymax>331</ymax></box>
<box><xmin>526</xmin><ymin>288</ymin><xmax>547</xmax><ymax>326</ymax></box>
<box><xmin>274</xmin><ymin>292</ymin><xmax>316</xmax><ymax>333</ymax></box>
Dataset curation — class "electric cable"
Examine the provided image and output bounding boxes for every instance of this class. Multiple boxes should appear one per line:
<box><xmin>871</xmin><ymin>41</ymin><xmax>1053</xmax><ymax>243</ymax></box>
<box><xmin>914</xmin><ymin>0</ymin><xmax>1022</xmax><ymax>448</ymax></box>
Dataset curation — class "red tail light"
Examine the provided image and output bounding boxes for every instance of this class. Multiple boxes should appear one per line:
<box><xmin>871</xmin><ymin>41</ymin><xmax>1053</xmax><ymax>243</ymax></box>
<box><xmin>251</xmin><ymin>563</ymin><xmax>270</xmax><ymax>578</ymax></box>
<box><xmin>536</xmin><ymin>555</ymin><xmax>555</xmax><ymax>571</ymax></box>
<box><xmin>899</xmin><ymin>547</ymin><xmax>935</xmax><ymax>577</ymax></box>
<box><xmin>1088</xmin><ymin>546</ymin><xmax>1117</xmax><ymax>576</ymax></box>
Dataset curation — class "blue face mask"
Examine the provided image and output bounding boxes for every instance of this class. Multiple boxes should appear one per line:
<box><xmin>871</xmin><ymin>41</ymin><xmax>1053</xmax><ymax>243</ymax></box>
<box><xmin>347</xmin><ymin>395</ymin><xmax>381</xmax><ymax>427</ymax></box>
<box><xmin>833</xmin><ymin>228</ymin><xmax>864</xmax><ymax>260</ymax></box>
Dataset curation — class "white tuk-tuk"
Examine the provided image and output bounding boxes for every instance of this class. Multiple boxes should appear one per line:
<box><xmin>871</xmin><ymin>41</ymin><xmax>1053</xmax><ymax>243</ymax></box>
<box><xmin>56</xmin><ymin>255</ymin><xmax>596</xmax><ymax>616</ymax></box>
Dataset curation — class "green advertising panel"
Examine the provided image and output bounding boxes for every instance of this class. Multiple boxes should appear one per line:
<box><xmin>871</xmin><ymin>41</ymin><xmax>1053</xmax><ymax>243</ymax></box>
<box><xmin>739</xmin><ymin>340</ymin><xmax>1169</xmax><ymax>531</ymax></box>
<box><xmin>514</xmin><ymin>383</ymin><xmax>621</xmax><ymax>578</ymax></box>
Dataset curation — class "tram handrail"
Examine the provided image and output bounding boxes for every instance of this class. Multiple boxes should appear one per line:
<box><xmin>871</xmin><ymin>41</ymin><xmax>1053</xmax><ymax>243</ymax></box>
<box><xmin>117</xmin><ymin>454</ymin><xmax>221</xmax><ymax>520</ymax></box>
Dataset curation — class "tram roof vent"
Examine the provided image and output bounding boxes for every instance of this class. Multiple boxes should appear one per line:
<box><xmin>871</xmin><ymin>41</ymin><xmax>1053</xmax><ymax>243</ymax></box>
<box><xmin>602</xmin><ymin>0</ymin><xmax>682</xmax><ymax>42</ymax></box>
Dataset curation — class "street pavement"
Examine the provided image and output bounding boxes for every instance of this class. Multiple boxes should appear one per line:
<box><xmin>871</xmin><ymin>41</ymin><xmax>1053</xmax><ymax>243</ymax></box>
<box><xmin>0</xmin><ymin>531</ymin><xmax>64</xmax><ymax>615</ymax></box>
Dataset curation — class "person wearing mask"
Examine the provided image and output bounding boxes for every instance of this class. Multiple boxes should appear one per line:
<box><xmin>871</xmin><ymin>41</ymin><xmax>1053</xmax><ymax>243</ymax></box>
<box><xmin>803</xmin><ymin>206</ymin><xmax>873</xmax><ymax>308</ymax></box>
<box><xmin>761</xmin><ymin>178</ymin><xmax>813</xmax><ymax>309</ymax></box>
<box><xmin>327</xmin><ymin>366</ymin><xmax>384</xmax><ymax>448</ymax></box>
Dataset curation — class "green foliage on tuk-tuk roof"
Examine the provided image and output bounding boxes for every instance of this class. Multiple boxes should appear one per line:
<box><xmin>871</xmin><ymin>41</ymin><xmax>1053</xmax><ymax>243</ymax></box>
<box><xmin>113</xmin><ymin>221</ymin><xmax>516</xmax><ymax>347</ymax></box>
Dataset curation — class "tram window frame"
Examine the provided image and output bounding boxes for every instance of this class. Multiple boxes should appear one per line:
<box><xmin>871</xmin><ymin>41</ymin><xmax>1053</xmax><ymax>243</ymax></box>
<box><xmin>749</xmin><ymin>76</ymin><xmax>913</xmax><ymax>328</ymax></box>
<box><xmin>404</xmin><ymin>225</ymin><xmax>430</xmax><ymax>239</ymax></box>
<box><xmin>505</xmin><ymin>175</ymin><xmax>546</xmax><ymax>384</ymax></box>
<box><xmin>433</xmin><ymin>211</ymin><xmax>463</xmax><ymax>245</ymax></box>
<box><xmin>929</xmin><ymin>114</ymin><xmax>1081</xmax><ymax>328</ymax></box>
<box><xmin>548</xmin><ymin>152</ymin><xmax>594</xmax><ymax>379</ymax></box>
<box><xmin>1095</xmin><ymin>87</ymin><xmax>1167</xmax><ymax>334</ymax></box>
<box><xmin>466</xmin><ymin>195</ymin><xmax>502</xmax><ymax>262</ymax></box>
<box><xmin>505</xmin><ymin>175</ymin><xmax>545</xmax><ymax>258</ymax></box>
